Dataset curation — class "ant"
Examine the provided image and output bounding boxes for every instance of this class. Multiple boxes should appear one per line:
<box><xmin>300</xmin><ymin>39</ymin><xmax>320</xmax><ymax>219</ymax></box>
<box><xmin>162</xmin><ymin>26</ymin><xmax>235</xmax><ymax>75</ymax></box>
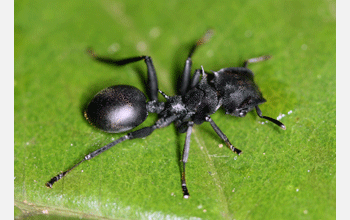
<box><xmin>46</xmin><ymin>30</ymin><xmax>285</xmax><ymax>198</ymax></box>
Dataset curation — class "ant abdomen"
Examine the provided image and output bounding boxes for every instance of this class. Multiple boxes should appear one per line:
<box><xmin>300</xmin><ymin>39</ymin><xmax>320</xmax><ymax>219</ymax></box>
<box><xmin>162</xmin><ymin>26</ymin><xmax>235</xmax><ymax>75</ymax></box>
<box><xmin>84</xmin><ymin>85</ymin><xmax>148</xmax><ymax>133</ymax></box>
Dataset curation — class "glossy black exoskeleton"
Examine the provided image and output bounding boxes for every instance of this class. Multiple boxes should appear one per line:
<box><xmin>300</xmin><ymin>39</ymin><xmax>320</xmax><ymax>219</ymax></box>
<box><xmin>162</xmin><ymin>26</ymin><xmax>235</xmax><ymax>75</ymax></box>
<box><xmin>46</xmin><ymin>30</ymin><xmax>285</xmax><ymax>198</ymax></box>
<box><xmin>84</xmin><ymin>85</ymin><xmax>148</xmax><ymax>133</ymax></box>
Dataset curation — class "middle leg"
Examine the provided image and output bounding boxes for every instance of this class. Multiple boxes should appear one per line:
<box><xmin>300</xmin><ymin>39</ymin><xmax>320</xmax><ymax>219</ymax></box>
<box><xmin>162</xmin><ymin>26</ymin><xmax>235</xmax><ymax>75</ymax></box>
<box><xmin>181</xmin><ymin>121</ymin><xmax>194</xmax><ymax>198</ymax></box>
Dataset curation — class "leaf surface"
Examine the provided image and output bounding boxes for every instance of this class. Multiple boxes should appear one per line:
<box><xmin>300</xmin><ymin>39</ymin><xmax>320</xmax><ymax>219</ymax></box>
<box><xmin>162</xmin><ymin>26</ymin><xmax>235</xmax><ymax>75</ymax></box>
<box><xmin>15</xmin><ymin>0</ymin><xmax>336</xmax><ymax>219</ymax></box>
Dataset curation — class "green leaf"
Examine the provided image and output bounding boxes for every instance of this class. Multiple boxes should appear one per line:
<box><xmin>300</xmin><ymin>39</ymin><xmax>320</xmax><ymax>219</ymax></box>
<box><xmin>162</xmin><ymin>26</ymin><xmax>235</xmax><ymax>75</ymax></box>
<box><xmin>15</xmin><ymin>0</ymin><xmax>335</xmax><ymax>219</ymax></box>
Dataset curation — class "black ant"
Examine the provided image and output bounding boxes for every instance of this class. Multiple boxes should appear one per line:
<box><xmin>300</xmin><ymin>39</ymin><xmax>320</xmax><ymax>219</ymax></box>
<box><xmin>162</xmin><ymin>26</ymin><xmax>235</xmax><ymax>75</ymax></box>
<box><xmin>46</xmin><ymin>30</ymin><xmax>285</xmax><ymax>198</ymax></box>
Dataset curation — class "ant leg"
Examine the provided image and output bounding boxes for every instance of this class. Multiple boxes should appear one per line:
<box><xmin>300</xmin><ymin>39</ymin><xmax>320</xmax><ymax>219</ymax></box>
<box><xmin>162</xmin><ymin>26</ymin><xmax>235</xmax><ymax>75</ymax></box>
<box><xmin>180</xmin><ymin>56</ymin><xmax>192</xmax><ymax>97</ymax></box>
<box><xmin>87</xmin><ymin>49</ymin><xmax>159</xmax><ymax>102</ymax></box>
<box><xmin>205</xmin><ymin>116</ymin><xmax>242</xmax><ymax>155</ymax></box>
<box><xmin>180</xmin><ymin>30</ymin><xmax>214</xmax><ymax>97</ymax></box>
<box><xmin>243</xmin><ymin>55</ymin><xmax>272</xmax><ymax>68</ymax></box>
<box><xmin>181</xmin><ymin>121</ymin><xmax>194</xmax><ymax>198</ymax></box>
<box><xmin>46</xmin><ymin>115</ymin><xmax>179</xmax><ymax>188</ymax></box>
<box><xmin>145</xmin><ymin>56</ymin><xmax>158</xmax><ymax>102</ymax></box>
<box><xmin>255</xmin><ymin>106</ymin><xmax>286</xmax><ymax>130</ymax></box>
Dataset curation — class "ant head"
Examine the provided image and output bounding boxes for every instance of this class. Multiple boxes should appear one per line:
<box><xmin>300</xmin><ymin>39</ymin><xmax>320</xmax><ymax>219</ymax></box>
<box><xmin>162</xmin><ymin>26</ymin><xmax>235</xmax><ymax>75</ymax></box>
<box><xmin>212</xmin><ymin>67</ymin><xmax>266</xmax><ymax>117</ymax></box>
<box><xmin>221</xmin><ymin>93</ymin><xmax>265</xmax><ymax>117</ymax></box>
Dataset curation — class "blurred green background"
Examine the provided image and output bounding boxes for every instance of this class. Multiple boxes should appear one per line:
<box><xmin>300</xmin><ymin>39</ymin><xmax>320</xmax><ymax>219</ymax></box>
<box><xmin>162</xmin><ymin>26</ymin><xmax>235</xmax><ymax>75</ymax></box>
<box><xmin>14</xmin><ymin>0</ymin><xmax>335</xmax><ymax>219</ymax></box>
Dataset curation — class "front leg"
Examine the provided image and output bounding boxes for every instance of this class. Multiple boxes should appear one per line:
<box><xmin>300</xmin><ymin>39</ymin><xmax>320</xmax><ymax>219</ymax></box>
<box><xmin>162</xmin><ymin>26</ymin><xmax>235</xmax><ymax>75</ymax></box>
<box><xmin>205</xmin><ymin>116</ymin><xmax>242</xmax><ymax>155</ymax></box>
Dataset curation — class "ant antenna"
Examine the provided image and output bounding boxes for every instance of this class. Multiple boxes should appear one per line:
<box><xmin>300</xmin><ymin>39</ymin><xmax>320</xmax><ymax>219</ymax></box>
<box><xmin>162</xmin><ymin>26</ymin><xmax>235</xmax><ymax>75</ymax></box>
<box><xmin>255</xmin><ymin>106</ymin><xmax>286</xmax><ymax>130</ymax></box>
